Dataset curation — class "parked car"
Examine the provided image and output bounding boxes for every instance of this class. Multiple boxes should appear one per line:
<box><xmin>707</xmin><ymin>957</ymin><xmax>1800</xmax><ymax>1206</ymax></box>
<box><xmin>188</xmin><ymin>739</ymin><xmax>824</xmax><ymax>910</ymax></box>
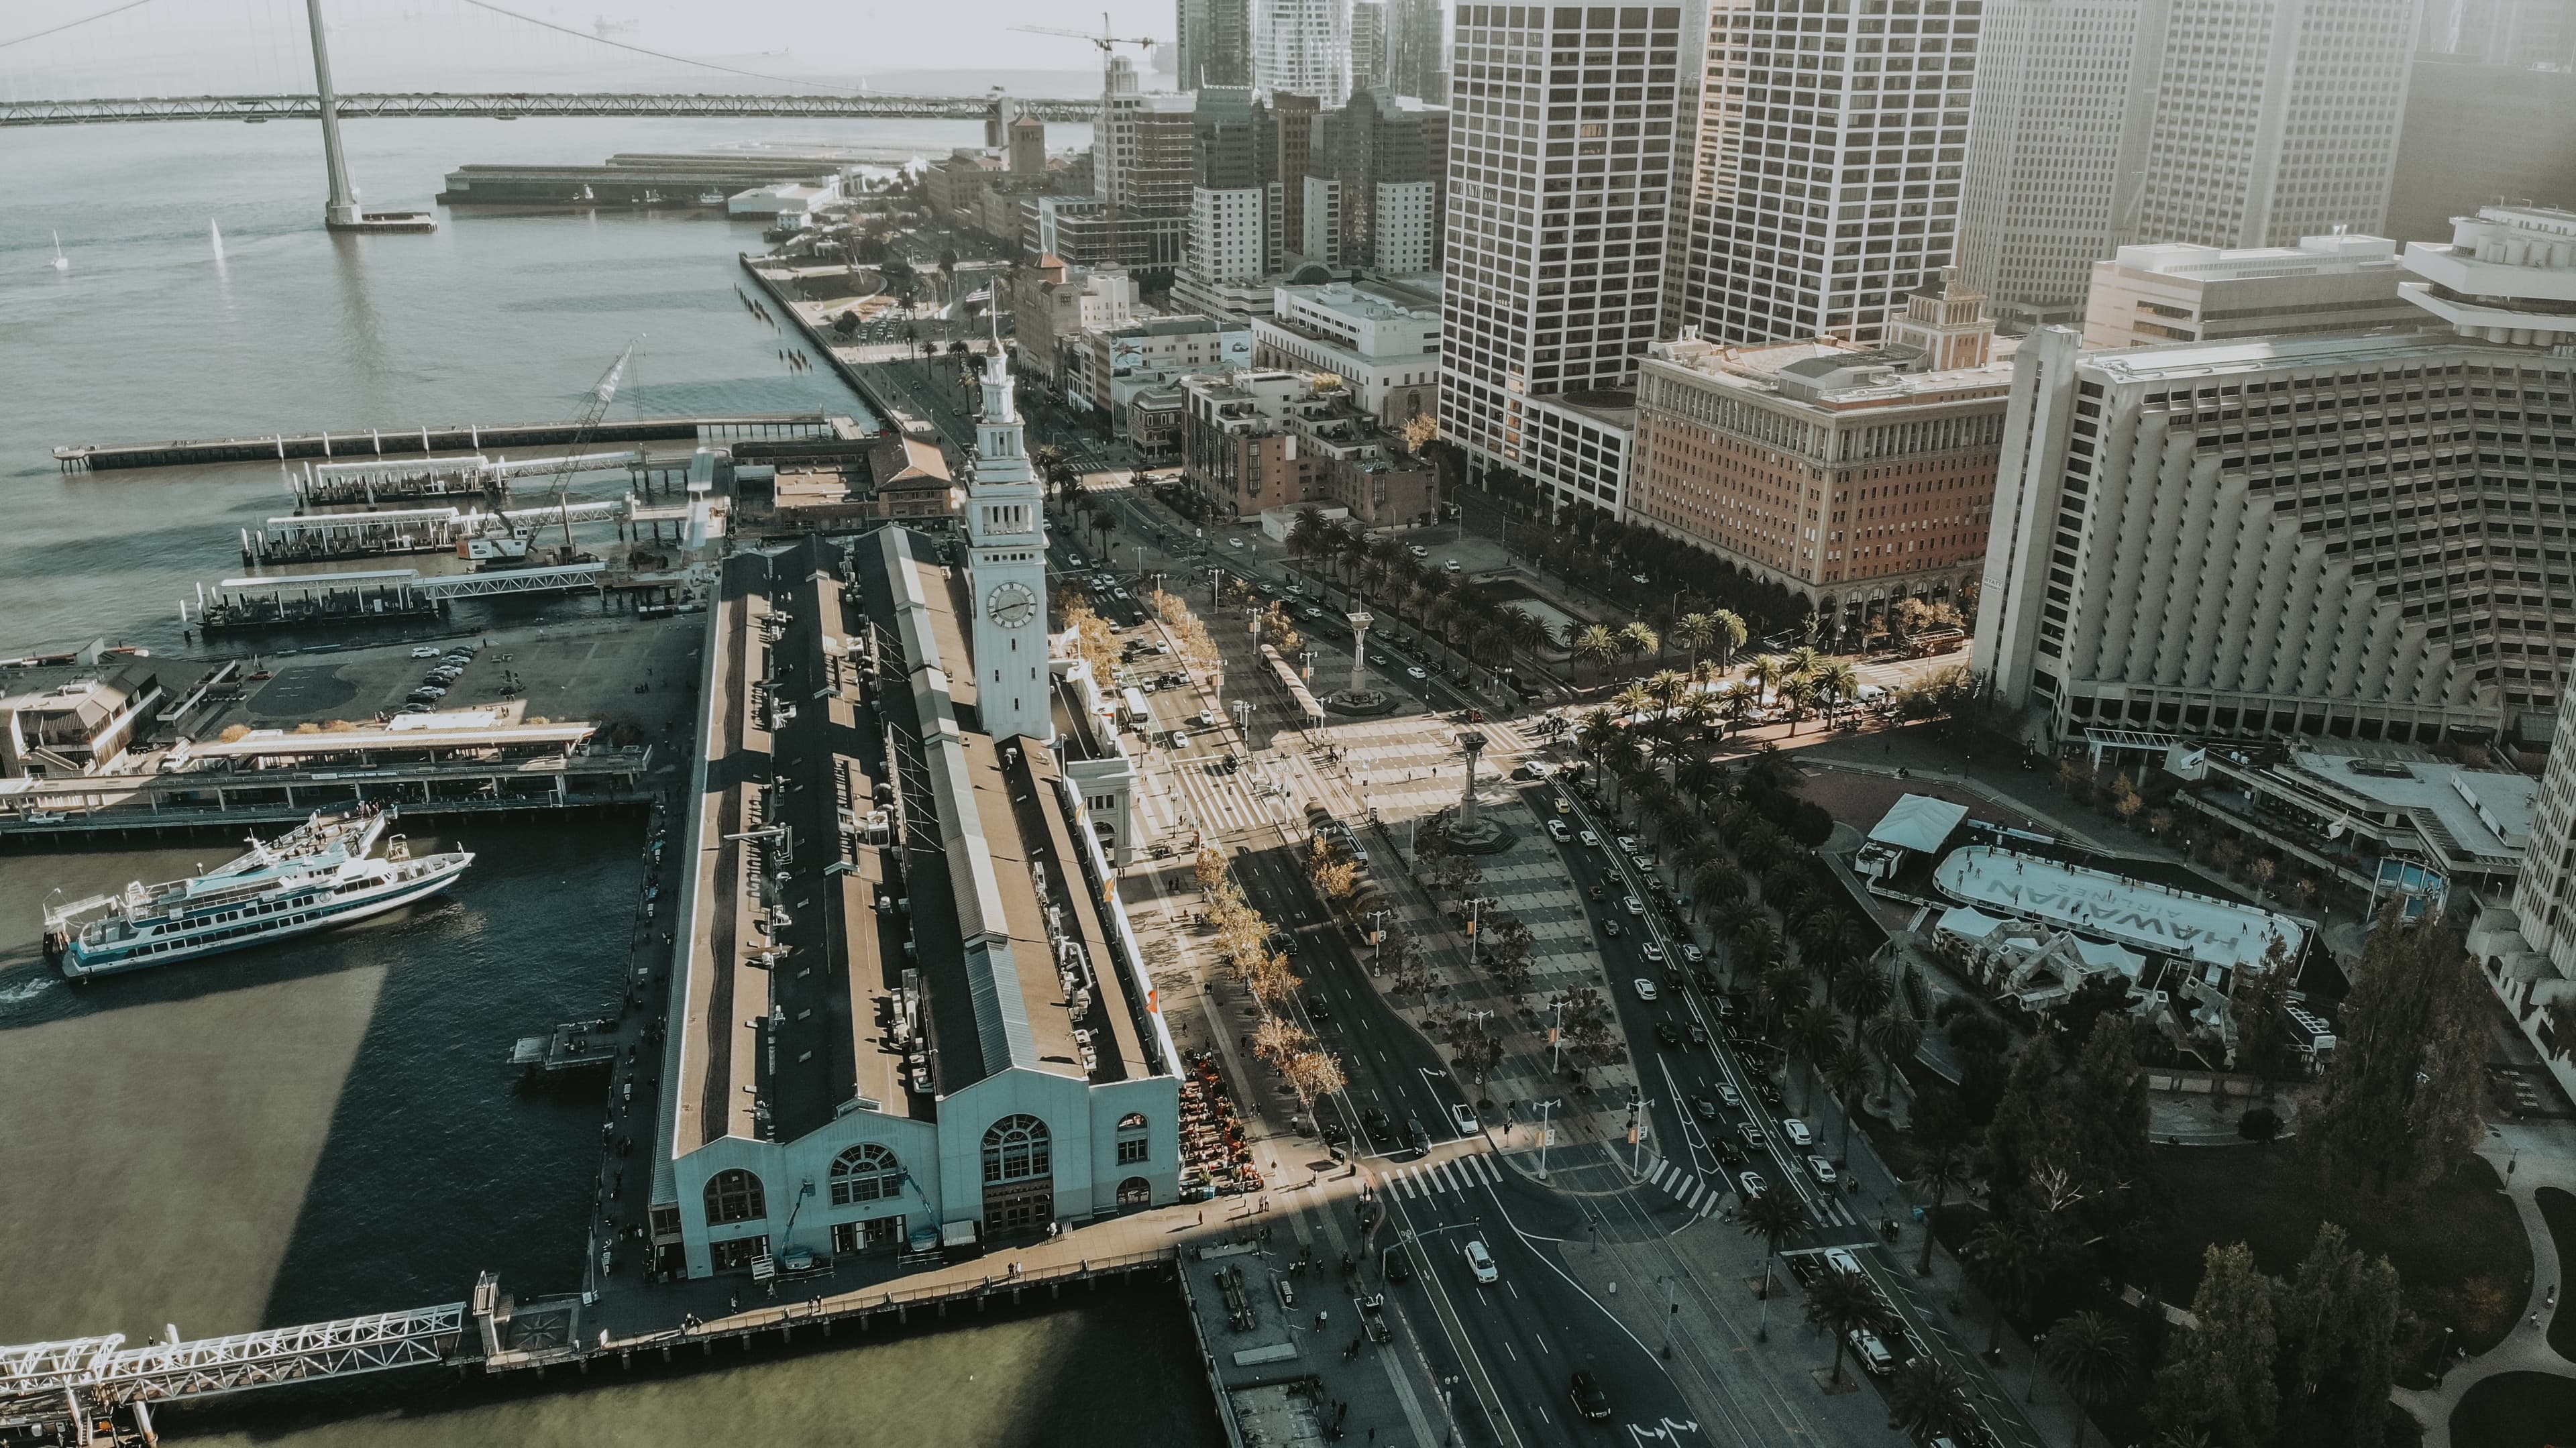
<box><xmin>1807</xmin><ymin>1155</ymin><xmax>1839</xmax><ymax>1185</ymax></box>
<box><xmin>1847</xmin><ymin>1328</ymin><xmax>1896</xmax><ymax>1376</ymax></box>
<box><xmin>1823</xmin><ymin>1247</ymin><xmax>1865</xmax><ymax>1279</ymax></box>
<box><xmin>1781</xmin><ymin>1119</ymin><xmax>1815</xmax><ymax>1148</ymax></box>
<box><xmin>409</xmin><ymin>647</ymin><xmax>440</xmax><ymax>659</ymax></box>
<box><xmin>1680</xmin><ymin>944</ymin><xmax>1706</xmax><ymax>965</ymax></box>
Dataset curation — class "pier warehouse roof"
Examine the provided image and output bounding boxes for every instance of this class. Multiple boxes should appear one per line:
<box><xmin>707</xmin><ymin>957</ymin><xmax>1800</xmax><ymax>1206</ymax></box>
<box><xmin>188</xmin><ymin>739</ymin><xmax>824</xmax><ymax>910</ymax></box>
<box><xmin>650</xmin><ymin>530</ymin><xmax>1175</xmax><ymax>1280</ymax></box>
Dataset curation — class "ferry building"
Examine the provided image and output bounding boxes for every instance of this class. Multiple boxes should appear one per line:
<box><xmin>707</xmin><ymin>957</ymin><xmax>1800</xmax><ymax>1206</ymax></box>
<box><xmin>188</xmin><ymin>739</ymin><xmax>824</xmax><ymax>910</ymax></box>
<box><xmin>647</xmin><ymin>348</ymin><xmax>1175</xmax><ymax>1278</ymax></box>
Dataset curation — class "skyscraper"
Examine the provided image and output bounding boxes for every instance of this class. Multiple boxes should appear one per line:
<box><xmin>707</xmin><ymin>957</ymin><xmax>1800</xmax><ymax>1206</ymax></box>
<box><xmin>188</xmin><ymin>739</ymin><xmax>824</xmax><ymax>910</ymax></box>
<box><xmin>1438</xmin><ymin>4</ymin><xmax>1686</xmax><ymax>514</ymax></box>
<box><xmin>1385</xmin><ymin>0</ymin><xmax>1448</xmax><ymax>103</ymax></box>
<box><xmin>1310</xmin><ymin>85</ymin><xmax>1449</xmax><ymax>274</ymax></box>
<box><xmin>1255</xmin><ymin>0</ymin><xmax>1352</xmax><ymax>105</ymax></box>
<box><xmin>1351</xmin><ymin>1</ymin><xmax>1390</xmax><ymax>94</ymax></box>
<box><xmin>1974</xmin><ymin>206</ymin><xmax>2576</xmax><ymax>748</ymax></box>
<box><xmin>1666</xmin><ymin>0</ymin><xmax>1980</xmax><ymax>349</ymax></box>
<box><xmin>1958</xmin><ymin>0</ymin><xmax>2418</xmax><ymax>326</ymax></box>
<box><xmin>1955</xmin><ymin>0</ymin><xmax>2165</xmax><ymax>329</ymax></box>
<box><xmin>1177</xmin><ymin>0</ymin><xmax>1254</xmax><ymax>89</ymax></box>
<box><xmin>1097</xmin><ymin>56</ymin><xmax>1199</xmax><ymax>219</ymax></box>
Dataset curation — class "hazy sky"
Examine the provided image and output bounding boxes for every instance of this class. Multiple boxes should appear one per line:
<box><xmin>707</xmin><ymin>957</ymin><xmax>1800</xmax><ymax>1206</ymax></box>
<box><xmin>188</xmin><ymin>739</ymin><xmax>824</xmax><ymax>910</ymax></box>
<box><xmin>0</xmin><ymin>0</ymin><xmax>1202</xmax><ymax>97</ymax></box>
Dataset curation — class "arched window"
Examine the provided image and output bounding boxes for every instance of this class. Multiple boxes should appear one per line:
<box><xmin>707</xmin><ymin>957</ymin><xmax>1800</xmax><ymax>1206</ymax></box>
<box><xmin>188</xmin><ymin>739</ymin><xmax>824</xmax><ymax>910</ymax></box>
<box><xmin>1117</xmin><ymin>1176</ymin><xmax>1152</xmax><ymax>1209</ymax></box>
<box><xmin>1116</xmin><ymin>1111</ymin><xmax>1151</xmax><ymax>1165</ymax></box>
<box><xmin>981</xmin><ymin>1114</ymin><xmax>1052</xmax><ymax>1183</ymax></box>
<box><xmin>704</xmin><ymin>1168</ymin><xmax>765</xmax><ymax>1225</ymax></box>
<box><xmin>829</xmin><ymin>1144</ymin><xmax>903</xmax><ymax>1207</ymax></box>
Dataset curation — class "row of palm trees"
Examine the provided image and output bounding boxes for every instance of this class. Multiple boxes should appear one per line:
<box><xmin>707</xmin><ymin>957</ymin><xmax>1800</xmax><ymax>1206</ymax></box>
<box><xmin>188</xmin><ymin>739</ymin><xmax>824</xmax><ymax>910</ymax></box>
<box><xmin>1282</xmin><ymin>508</ymin><xmax>1556</xmax><ymax>676</ymax></box>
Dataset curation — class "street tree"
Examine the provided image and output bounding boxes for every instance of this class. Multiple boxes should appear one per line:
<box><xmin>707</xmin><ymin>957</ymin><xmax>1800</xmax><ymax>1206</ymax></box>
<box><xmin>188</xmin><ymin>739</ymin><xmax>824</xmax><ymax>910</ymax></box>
<box><xmin>1862</xmin><ymin>1005</ymin><xmax>1924</xmax><ymax>1105</ymax></box>
<box><xmin>2149</xmin><ymin>1243</ymin><xmax>2278</xmax><ymax>1448</ymax></box>
<box><xmin>2305</xmin><ymin>908</ymin><xmax>2488</xmax><ymax>1200</ymax></box>
<box><xmin>1803</xmin><ymin>1270</ymin><xmax>1890</xmax><ymax>1387</ymax></box>
<box><xmin>1964</xmin><ymin>1219</ymin><xmax>2047</xmax><ymax>1358</ymax></box>
<box><xmin>1911</xmin><ymin>1145</ymin><xmax>1976</xmax><ymax>1278</ymax></box>
<box><xmin>1737</xmin><ymin>1188</ymin><xmax>1812</xmax><ymax>1340</ymax></box>
<box><xmin>1192</xmin><ymin>847</ymin><xmax>1228</xmax><ymax>897</ymax></box>
<box><xmin>1888</xmin><ymin>1356</ymin><xmax>1978</xmax><ymax>1443</ymax></box>
<box><xmin>2041</xmin><ymin>1311</ymin><xmax>2133</xmax><ymax>1448</ymax></box>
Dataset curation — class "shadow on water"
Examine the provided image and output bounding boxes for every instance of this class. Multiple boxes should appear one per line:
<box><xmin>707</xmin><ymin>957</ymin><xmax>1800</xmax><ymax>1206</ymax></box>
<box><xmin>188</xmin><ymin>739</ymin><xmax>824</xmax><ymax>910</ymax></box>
<box><xmin>148</xmin><ymin>1281</ymin><xmax>1224</xmax><ymax>1448</ymax></box>
<box><xmin>251</xmin><ymin>815</ymin><xmax>651</xmax><ymax>1325</ymax></box>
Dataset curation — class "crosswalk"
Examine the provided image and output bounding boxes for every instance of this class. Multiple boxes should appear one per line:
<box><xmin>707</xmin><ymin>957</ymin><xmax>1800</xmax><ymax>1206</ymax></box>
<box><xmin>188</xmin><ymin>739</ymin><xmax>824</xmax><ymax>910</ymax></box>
<box><xmin>1379</xmin><ymin>1150</ymin><xmax>1505</xmax><ymax>1202</ymax></box>
<box><xmin>1633</xmin><ymin>1154</ymin><xmax>1860</xmax><ymax>1225</ymax></box>
<box><xmin>1151</xmin><ymin>752</ymin><xmax>1286</xmax><ymax>838</ymax></box>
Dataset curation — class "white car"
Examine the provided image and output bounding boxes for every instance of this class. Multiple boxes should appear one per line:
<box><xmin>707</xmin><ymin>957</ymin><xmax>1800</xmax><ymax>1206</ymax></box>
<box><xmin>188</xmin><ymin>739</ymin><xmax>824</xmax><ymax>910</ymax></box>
<box><xmin>1463</xmin><ymin>1238</ymin><xmax>1499</xmax><ymax>1284</ymax></box>
<box><xmin>1633</xmin><ymin>977</ymin><xmax>1658</xmax><ymax>1001</ymax></box>
<box><xmin>1228</xmin><ymin>537</ymin><xmax>1247</xmax><ymax>549</ymax></box>
<box><xmin>1737</xmin><ymin>1170</ymin><xmax>1768</xmax><ymax>1198</ymax></box>
<box><xmin>409</xmin><ymin>646</ymin><xmax>440</xmax><ymax>659</ymax></box>
<box><xmin>1578</xmin><ymin>830</ymin><xmax>1600</xmax><ymax>848</ymax></box>
<box><xmin>1406</xmin><ymin>666</ymin><xmax>1428</xmax><ymax>681</ymax></box>
<box><xmin>1847</xmin><ymin>1328</ymin><xmax>1896</xmax><ymax>1376</ymax></box>
<box><xmin>1547</xmin><ymin>820</ymin><xmax>1572</xmax><ymax>842</ymax></box>
<box><xmin>1444</xmin><ymin>559</ymin><xmax>1462</xmax><ymax>573</ymax></box>
<box><xmin>1642</xmin><ymin>942</ymin><xmax>1666</xmax><ymax>963</ymax></box>
<box><xmin>1615</xmin><ymin>835</ymin><xmax>1638</xmax><ymax>854</ymax></box>
<box><xmin>1715</xmin><ymin>1083</ymin><xmax>1741</xmax><ymax>1109</ymax></box>
<box><xmin>1196</xmin><ymin>710</ymin><xmax>1217</xmax><ymax>727</ymax></box>
<box><xmin>1823</xmin><ymin>1247</ymin><xmax>1864</xmax><ymax>1279</ymax></box>
<box><xmin>1408</xmin><ymin>544</ymin><xmax>1430</xmax><ymax>559</ymax></box>
<box><xmin>1807</xmin><ymin>1155</ymin><xmax>1839</xmax><ymax>1185</ymax></box>
<box><xmin>1624</xmin><ymin>895</ymin><xmax>1646</xmax><ymax>917</ymax></box>
<box><xmin>1781</xmin><ymin>1118</ymin><xmax>1815</xmax><ymax>1148</ymax></box>
<box><xmin>1450</xmin><ymin>1103</ymin><xmax>1479</xmax><ymax>1136</ymax></box>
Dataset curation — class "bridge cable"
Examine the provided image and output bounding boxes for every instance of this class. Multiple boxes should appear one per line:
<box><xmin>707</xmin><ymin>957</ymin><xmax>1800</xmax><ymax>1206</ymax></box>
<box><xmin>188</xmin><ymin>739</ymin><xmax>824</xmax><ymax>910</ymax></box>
<box><xmin>447</xmin><ymin>0</ymin><xmax>869</xmax><ymax>94</ymax></box>
<box><xmin>0</xmin><ymin>0</ymin><xmax>164</xmax><ymax>52</ymax></box>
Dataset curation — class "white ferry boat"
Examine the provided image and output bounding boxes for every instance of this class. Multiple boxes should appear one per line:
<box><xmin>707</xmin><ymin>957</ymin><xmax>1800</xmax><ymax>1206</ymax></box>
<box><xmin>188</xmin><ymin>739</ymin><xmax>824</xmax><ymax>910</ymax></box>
<box><xmin>42</xmin><ymin>808</ymin><xmax>473</xmax><ymax>980</ymax></box>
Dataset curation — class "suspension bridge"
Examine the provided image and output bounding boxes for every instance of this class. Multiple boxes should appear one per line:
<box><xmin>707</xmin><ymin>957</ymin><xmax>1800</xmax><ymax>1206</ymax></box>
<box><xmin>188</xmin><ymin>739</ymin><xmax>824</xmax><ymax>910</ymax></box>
<box><xmin>4</xmin><ymin>0</ymin><xmax>1109</xmax><ymax>230</ymax></box>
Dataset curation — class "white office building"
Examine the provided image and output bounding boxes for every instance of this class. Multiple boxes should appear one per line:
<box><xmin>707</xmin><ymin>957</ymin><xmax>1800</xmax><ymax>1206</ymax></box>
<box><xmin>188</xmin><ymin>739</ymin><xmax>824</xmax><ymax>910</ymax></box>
<box><xmin>1439</xmin><ymin>3</ymin><xmax>1687</xmax><ymax>515</ymax></box>
<box><xmin>1974</xmin><ymin>206</ymin><xmax>2576</xmax><ymax>751</ymax></box>
<box><xmin>2080</xmin><ymin>233</ymin><xmax>2425</xmax><ymax>351</ymax></box>
<box><xmin>1957</xmin><ymin>0</ymin><xmax>2418</xmax><ymax>328</ymax></box>
<box><xmin>1254</xmin><ymin>276</ymin><xmax>1444</xmax><ymax>425</ymax></box>
<box><xmin>1665</xmin><ymin>0</ymin><xmax>1978</xmax><ymax>347</ymax></box>
<box><xmin>1256</xmin><ymin>0</ymin><xmax>1352</xmax><ymax>105</ymax></box>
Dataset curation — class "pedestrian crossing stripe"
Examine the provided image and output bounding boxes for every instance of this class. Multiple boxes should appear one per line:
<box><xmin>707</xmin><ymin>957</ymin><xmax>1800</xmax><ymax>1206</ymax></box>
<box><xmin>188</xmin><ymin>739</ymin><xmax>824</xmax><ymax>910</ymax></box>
<box><xmin>1385</xmin><ymin>1153</ymin><xmax>1500</xmax><ymax>1200</ymax></box>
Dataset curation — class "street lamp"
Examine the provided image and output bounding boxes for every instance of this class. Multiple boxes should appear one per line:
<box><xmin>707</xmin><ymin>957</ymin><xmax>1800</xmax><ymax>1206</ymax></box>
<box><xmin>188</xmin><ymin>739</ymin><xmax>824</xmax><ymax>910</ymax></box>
<box><xmin>1532</xmin><ymin>1097</ymin><xmax>1564</xmax><ymax>1179</ymax></box>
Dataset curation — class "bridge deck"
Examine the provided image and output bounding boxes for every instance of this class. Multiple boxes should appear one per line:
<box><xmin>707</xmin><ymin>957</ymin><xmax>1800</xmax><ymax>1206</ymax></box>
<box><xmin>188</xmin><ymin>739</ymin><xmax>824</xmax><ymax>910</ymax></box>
<box><xmin>4</xmin><ymin>93</ymin><xmax>1099</xmax><ymax>127</ymax></box>
<box><xmin>56</xmin><ymin>413</ymin><xmax>847</xmax><ymax>471</ymax></box>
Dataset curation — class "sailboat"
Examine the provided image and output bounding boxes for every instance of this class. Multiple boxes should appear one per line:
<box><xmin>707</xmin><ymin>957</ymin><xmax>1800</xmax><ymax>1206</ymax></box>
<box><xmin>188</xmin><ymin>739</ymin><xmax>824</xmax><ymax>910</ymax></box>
<box><xmin>50</xmin><ymin>231</ymin><xmax>68</xmax><ymax>272</ymax></box>
<box><xmin>210</xmin><ymin>220</ymin><xmax>224</xmax><ymax>260</ymax></box>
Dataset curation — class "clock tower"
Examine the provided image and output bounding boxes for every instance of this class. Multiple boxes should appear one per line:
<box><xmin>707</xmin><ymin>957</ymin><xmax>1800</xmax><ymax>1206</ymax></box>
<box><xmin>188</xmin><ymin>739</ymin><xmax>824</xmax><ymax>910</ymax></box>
<box><xmin>963</xmin><ymin>332</ymin><xmax>1053</xmax><ymax>744</ymax></box>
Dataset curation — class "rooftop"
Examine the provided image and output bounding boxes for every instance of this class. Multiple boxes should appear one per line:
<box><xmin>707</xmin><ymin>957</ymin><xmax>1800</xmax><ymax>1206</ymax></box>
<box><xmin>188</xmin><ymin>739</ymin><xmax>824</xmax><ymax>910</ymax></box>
<box><xmin>2079</xmin><ymin>328</ymin><xmax>2491</xmax><ymax>383</ymax></box>
<box><xmin>1931</xmin><ymin>844</ymin><xmax>2306</xmax><ymax>974</ymax></box>
<box><xmin>1644</xmin><ymin>335</ymin><xmax>2017</xmax><ymax>410</ymax></box>
<box><xmin>2107</xmin><ymin>232</ymin><xmax>2403</xmax><ymax>281</ymax></box>
<box><xmin>2277</xmin><ymin>746</ymin><xmax>2538</xmax><ymax>864</ymax></box>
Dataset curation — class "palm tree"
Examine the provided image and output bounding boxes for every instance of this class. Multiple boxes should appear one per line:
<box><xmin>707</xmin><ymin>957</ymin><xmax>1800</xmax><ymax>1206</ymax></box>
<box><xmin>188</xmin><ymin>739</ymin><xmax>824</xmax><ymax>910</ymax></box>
<box><xmin>1832</xmin><ymin>959</ymin><xmax>1894</xmax><ymax>1023</ymax></box>
<box><xmin>1692</xmin><ymin>862</ymin><xmax>1746</xmax><ymax>918</ymax></box>
<box><xmin>1707</xmin><ymin>608</ymin><xmax>1749</xmax><ymax>673</ymax></box>
<box><xmin>1673</xmin><ymin>611</ymin><xmax>1719</xmax><ymax>671</ymax></box>
<box><xmin>1788</xmin><ymin>1001</ymin><xmax>1844</xmax><ymax>1115</ymax></box>
<box><xmin>1823</xmin><ymin>1038</ymin><xmax>1872</xmax><ymax>1161</ymax></box>
<box><xmin>1814</xmin><ymin>659</ymin><xmax>1860</xmax><ymax>722</ymax></box>
<box><xmin>1716</xmin><ymin>679</ymin><xmax>1761</xmax><ymax>726</ymax></box>
<box><xmin>1737</xmin><ymin>1188</ymin><xmax>1811</xmax><ymax>1341</ymax></box>
<box><xmin>1888</xmin><ymin>1357</ymin><xmax>1978</xmax><ymax>1443</ymax></box>
<box><xmin>1616</xmin><ymin>620</ymin><xmax>1660</xmax><ymax>674</ymax></box>
<box><xmin>1964</xmin><ymin>1220</ymin><xmax>2047</xmax><ymax>1359</ymax></box>
<box><xmin>1786</xmin><ymin>644</ymin><xmax>1824</xmax><ymax>678</ymax></box>
<box><xmin>1862</xmin><ymin>1005</ymin><xmax>1923</xmax><ymax>1107</ymax></box>
<box><xmin>2041</xmin><ymin>1312</ymin><xmax>2133</xmax><ymax>1448</ymax></box>
<box><xmin>1612</xmin><ymin>681</ymin><xmax>1655</xmax><ymax>720</ymax></box>
<box><xmin>1646</xmin><ymin>668</ymin><xmax>1688</xmax><ymax>718</ymax></box>
<box><xmin>1780</xmin><ymin>673</ymin><xmax>1819</xmax><ymax>734</ymax></box>
<box><xmin>1909</xmin><ymin>1145</ymin><xmax>1975</xmax><ymax>1278</ymax></box>
<box><xmin>1803</xmin><ymin>1270</ymin><xmax>1890</xmax><ymax>1387</ymax></box>
<box><xmin>1747</xmin><ymin>653</ymin><xmax>1790</xmax><ymax>705</ymax></box>
<box><xmin>1574</xmin><ymin>624</ymin><xmax>1620</xmax><ymax>681</ymax></box>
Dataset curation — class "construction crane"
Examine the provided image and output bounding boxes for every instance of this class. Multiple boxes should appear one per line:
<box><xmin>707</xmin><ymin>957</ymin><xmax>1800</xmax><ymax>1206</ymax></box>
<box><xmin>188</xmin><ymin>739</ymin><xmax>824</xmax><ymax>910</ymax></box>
<box><xmin>1009</xmin><ymin>11</ymin><xmax>1158</xmax><ymax>52</ymax></box>
<box><xmin>505</xmin><ymin>340</ymin><xmax>637</xmax><ymax>563</ymax></box>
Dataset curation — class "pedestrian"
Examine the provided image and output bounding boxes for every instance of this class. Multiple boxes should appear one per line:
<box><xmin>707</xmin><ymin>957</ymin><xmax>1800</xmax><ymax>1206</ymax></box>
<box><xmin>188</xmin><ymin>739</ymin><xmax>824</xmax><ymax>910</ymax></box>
<box><xmin>1197</xmin><ymin>1209</ymin><xmax>1205</xmax><ymax>1225</ymax></box>
<box><xmin>729</xmin><ymin>1292</ymin><xmax>740</xmax><ymax>1314</ymax></box>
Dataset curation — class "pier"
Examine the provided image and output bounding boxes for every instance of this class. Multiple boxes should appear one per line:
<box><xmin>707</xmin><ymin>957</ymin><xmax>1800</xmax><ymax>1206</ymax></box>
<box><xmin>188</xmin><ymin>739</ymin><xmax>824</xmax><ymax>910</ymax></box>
<box><xmin>0</xmin><ymin>719</ymin><xmax>653</xmax><ymax>841</ymax></box>
<box><xmin>185</xmin><ymin>563</ymin><xmax>613</xmax><ymax>632</ymax></box>
<box><xmin>52</xmin><ymin>414</ymin><xmax>850</xmax><ymax>472</ymax></box>
<box><xmin>0</xmin><ymin>1254</ymin><xmax>1178</xmax><ymax>1441</ymax></box>
<box><xmin>246</xmin><ymin>496</ymin><xmax>642</xmax><ymax>564</ymax></box>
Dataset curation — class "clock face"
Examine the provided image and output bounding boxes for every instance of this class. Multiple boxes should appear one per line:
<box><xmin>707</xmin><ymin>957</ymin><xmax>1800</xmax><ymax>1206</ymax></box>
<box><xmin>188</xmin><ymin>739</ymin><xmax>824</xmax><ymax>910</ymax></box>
<box><xmin>987</xmin><ymin>581</ymin><xmax>1040</xmax><ymax>628</ymax></box>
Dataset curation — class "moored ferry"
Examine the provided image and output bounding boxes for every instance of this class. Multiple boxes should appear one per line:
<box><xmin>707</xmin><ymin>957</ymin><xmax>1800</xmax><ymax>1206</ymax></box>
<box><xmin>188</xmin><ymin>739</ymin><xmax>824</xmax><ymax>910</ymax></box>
<box><xmin>40</xmin><ymin>807</ymin><xmax>473</xmax><ymax>979</ymax></box>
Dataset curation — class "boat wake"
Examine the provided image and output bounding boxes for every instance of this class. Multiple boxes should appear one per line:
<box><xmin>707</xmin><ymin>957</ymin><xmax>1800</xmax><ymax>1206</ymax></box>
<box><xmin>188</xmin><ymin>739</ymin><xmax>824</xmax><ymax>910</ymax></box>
<box><xmin>0</xmin><ymin>974</ymin><xmax>54</xmax><ymax>1005</ymax></box>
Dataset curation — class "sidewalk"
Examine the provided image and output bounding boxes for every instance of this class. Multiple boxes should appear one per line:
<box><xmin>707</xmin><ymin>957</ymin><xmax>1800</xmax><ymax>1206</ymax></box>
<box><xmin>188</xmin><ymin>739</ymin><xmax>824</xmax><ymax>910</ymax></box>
<box><xmin>2392</xmin><ymin>1119</ymin><xmax>2576</xmax><ymax>1447</ymax></box>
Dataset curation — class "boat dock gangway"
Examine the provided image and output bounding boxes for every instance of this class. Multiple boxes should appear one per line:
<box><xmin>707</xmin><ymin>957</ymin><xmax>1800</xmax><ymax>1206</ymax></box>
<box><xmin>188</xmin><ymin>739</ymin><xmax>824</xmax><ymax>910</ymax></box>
<box><xmin>246</xmin><ymin>496</ymin><xmax>640</xmax><ymax>563</ymax></box>
<box><xmin>0</xmin><ymin>1304</ymin><xmax>468</xmax><ymax>1435</ymax></box>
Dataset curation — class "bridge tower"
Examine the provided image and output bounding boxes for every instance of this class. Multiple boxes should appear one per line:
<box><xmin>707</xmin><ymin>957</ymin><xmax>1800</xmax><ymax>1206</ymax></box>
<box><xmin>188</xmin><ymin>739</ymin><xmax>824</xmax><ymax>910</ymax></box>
<box><xmin>303</xmin><ymin>0</ymin><xmax>435</xmax><ymax>233</ymax></box>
